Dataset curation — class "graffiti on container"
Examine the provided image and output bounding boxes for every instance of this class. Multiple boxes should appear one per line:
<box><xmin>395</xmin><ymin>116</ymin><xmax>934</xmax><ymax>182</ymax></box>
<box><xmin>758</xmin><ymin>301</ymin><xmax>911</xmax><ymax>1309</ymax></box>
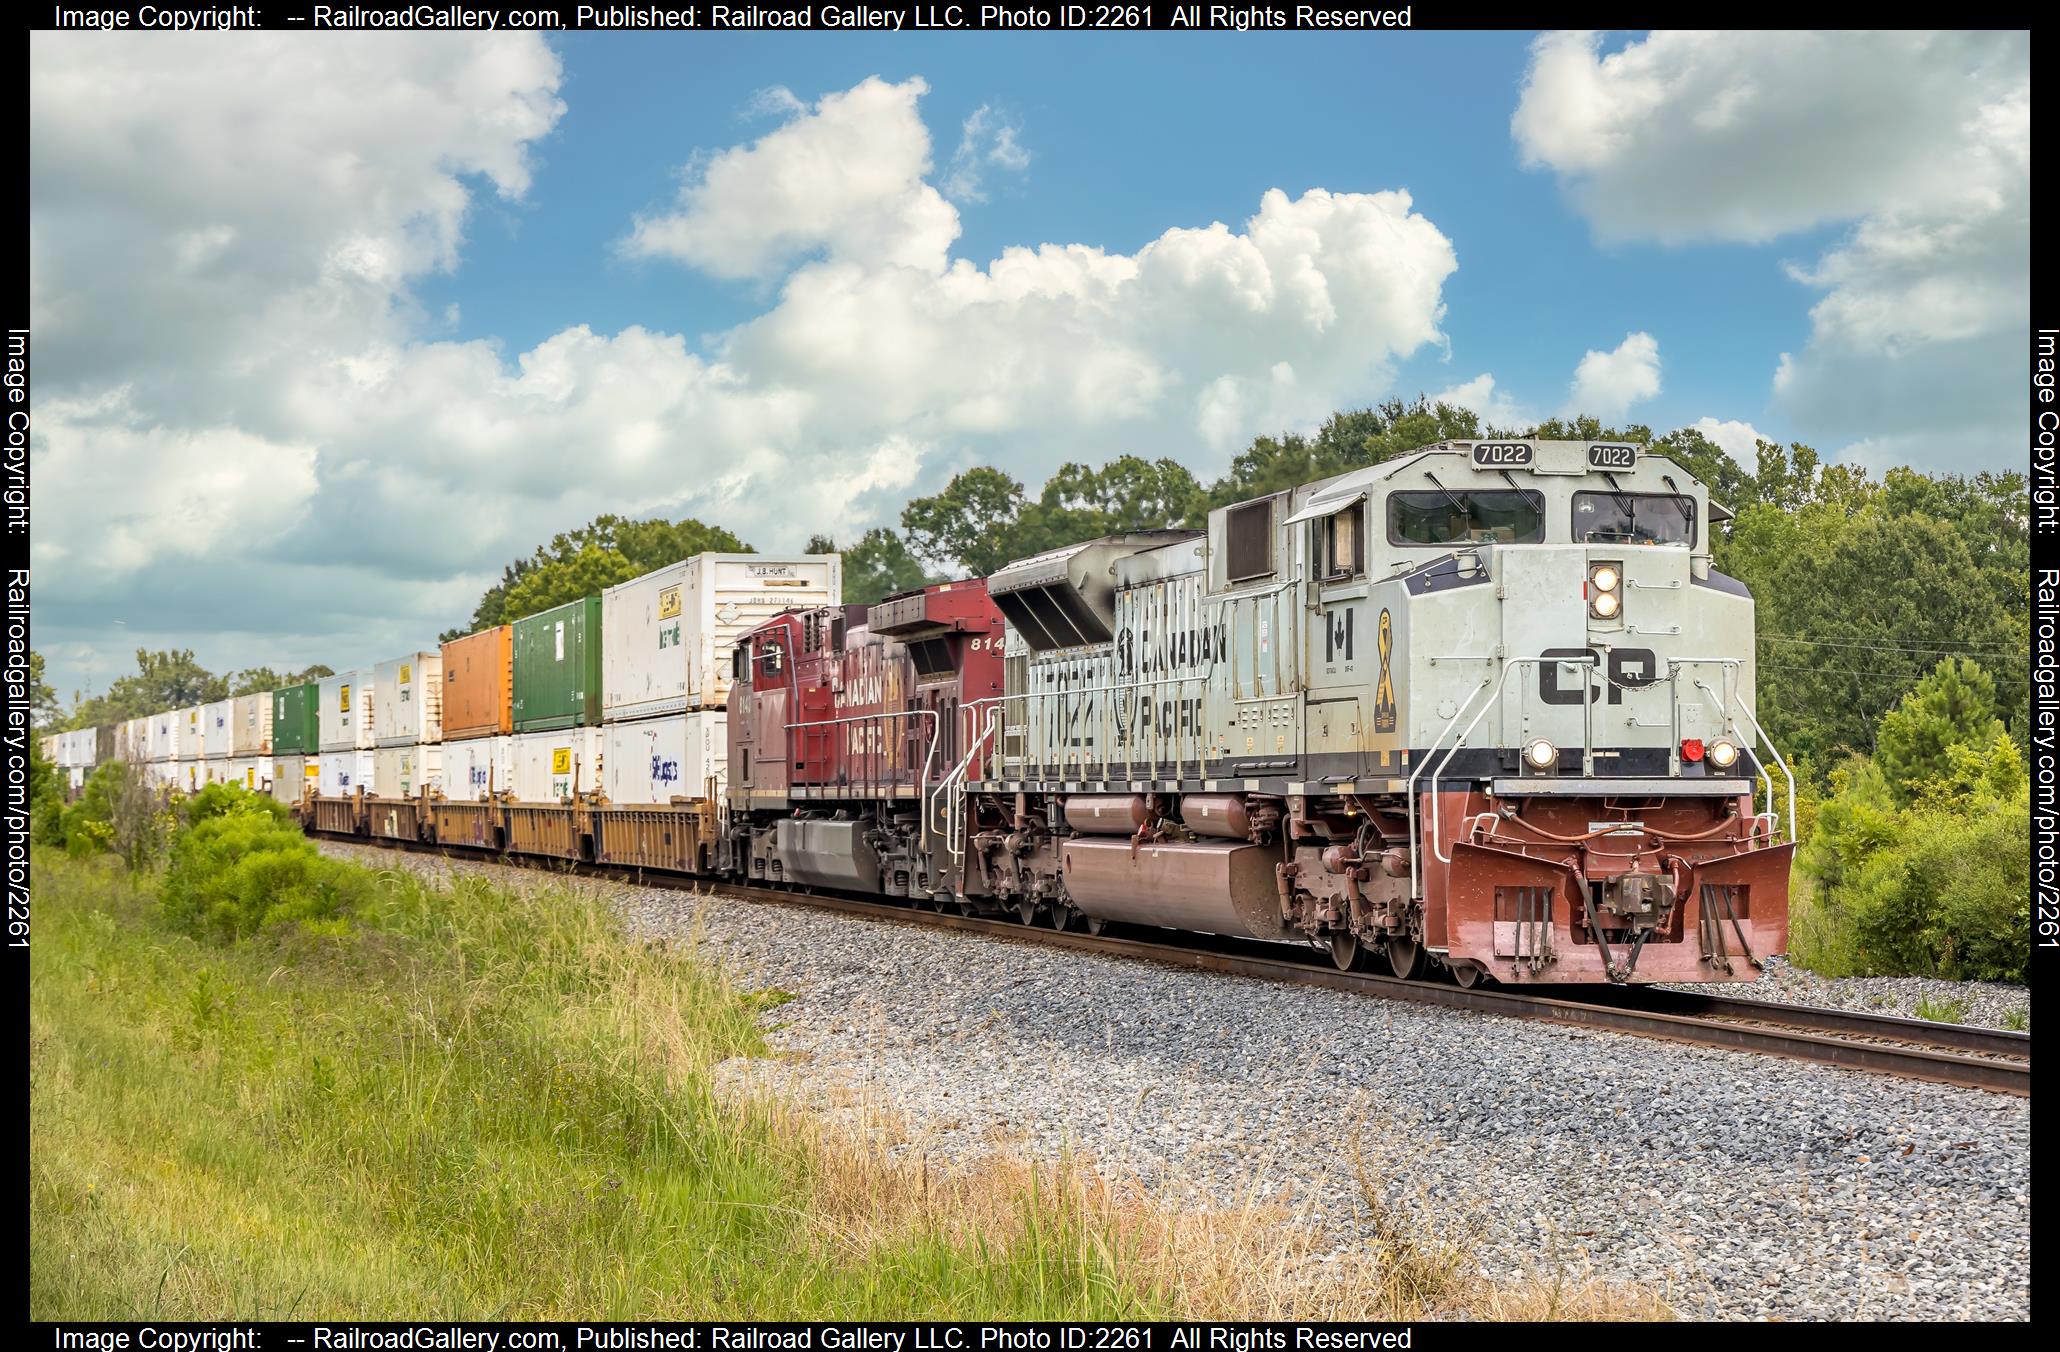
<box><xmin>469</xmin><ymin>766</ymin><xmax>491</xmax><ymax>789</ymax></box>
<box><xmin>650</xmin><ymin>754</ymin><xmax>680</xmax><ymax>785</ymax></box>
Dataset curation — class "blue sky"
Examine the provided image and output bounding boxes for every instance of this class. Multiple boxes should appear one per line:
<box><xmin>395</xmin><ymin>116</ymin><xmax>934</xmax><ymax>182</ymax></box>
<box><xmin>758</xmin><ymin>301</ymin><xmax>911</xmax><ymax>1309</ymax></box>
<box><xmin>424</xmin><ymin>32</ymin><xmax>1824</xmax><ymax>442</ymax></box>
<box><xmin>29</xmin><ymin>30</ymin><xmax>2029</xmax><ymax>697</ymax></box>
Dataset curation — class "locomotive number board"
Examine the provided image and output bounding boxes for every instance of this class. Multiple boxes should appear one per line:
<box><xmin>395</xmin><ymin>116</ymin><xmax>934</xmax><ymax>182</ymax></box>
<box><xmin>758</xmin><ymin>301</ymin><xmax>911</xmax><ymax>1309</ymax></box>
<box><xmin>1588</xmin><ymin>442</ymin><xmax>1639</xmax><ymax>470</ymax></box>
<box><xmin>1470</xmin><ymin>441</ymin><xmax>1534</xmax><ymax>468</ymax></box>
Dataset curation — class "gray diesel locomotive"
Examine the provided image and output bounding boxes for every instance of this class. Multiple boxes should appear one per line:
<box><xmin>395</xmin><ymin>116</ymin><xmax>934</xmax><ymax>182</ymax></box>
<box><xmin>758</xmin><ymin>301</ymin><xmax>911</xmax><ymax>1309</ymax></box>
<box><xmin>953</xmin><ymin>438</ymin><xmax>1794</xmax><ymax>985</ymax></box>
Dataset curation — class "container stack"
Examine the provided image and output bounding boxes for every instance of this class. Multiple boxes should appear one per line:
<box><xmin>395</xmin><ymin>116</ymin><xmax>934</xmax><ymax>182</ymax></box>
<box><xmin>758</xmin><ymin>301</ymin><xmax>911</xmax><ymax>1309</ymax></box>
<box><xmin>60</xmin><ymin>727</ymin><xmax>100</xmax><ymax>793</ymax></box>
<box><xmin>228</xmin><ymin>691</ymin><xmax>273</xmax><ymax>793</ymax></box>
<box><xmin>271</xmin><ymin>681</ymin><xmax>320</xmax><ymax>803</ymax></box>
<box><xmin>373</xmin><ymin>650</ymin><xmax>444</xmax><ymax>798</ymax></box>
<box><xmin>599</xmin><ymin>552</ymin><xmax>841</xmax><ymax>804</ymax></box>
<box><xmin>145</xmin><ymin>709</ymin><xmax>178</xmax><ymax>788</ymax></box>
<box><xmin>174</xmin><ymin>704</ymin><xmax>205</xmax><ymax>793</ymax></box>
<box><xmin>316</xmin><ymin>669</ymin><xmax>376</xmax><ymax>797</ymax></box>
<box><xmin>511</xmin><ymin>596</ymin><xmax>605</xmax><ymax>802</ymax></box>
<box><xmin>200</xmin><ymin>697</ymin><xmax>233</xmax><ymax>787</ymax></box>
<box><xmin>440</xmin><ymin>625</ymin><xmax>514</xmax><ymax>800</ymax></box>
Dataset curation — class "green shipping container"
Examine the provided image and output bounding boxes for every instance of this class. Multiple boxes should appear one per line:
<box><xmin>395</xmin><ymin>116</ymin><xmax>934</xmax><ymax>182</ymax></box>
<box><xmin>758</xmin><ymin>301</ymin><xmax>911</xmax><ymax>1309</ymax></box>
<box><xmin>272</xmin><ymin>681</ymin><xmax>320</xmax><ymax>753</ymax></box>
<box><xmin>512</xmin><ymin>596</ymin><xmax>603</xmax><ymax>732</ymax></box>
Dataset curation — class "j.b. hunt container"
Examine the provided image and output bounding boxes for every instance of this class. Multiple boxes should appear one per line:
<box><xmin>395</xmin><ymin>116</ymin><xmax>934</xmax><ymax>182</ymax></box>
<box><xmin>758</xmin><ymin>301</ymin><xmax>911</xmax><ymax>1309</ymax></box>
<box><xmin>510</xmin><ymin>728</ymin><xmax>605</xmax><ymax>803</ymax></box>
<box><xmin>441</xmin><ymin>625</ymin><xmax>514</xmax><ymax>740</ymax></box>
<box><xmin>273</xmin><ymin>682</ymin><xmax>320</xmax><ymax>754</ymax></box>
<box><xmin>512</xmin><ymin>597</ymin><xmax>602</xmax><ymax>733</ymax></box>
<box><xmin>374</xmin><ymin>652</ymin><xmax>443</xmax><ymax>747</ymax></box>
<box><xmin>603</xmin><ymin>713</ymin><xmax>726</xmax><ymax>805</ymax></box>
<box><xmin>442</xmin><ymin>736</ymin><xmax>513</xmax><ymax>801</ymax></box>
<box><xmin>318</xmin><ymin>670</ymin><xmax>376</xmax><ymax>753</ymax></box>
<box><xmin>602</xmin><ymin>553</ymin><xmax>841</xmax><ymax>721</ymax></box>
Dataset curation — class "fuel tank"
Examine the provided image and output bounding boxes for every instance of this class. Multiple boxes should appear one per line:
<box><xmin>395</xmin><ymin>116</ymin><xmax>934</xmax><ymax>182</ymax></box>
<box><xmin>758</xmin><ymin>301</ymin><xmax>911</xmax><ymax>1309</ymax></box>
<box><xmin>1059</xmin><ymin>838</ymin><xmax>1291</xmax><ymax>940</ymax></box>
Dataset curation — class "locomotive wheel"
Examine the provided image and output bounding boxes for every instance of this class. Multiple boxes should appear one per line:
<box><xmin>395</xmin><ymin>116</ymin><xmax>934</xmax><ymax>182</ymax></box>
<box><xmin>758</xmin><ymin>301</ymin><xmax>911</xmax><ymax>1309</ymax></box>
<box><xmin>1385</xmin><ymin>935</ymin><xmax>1425</xmax><ymax>980</ymax></box>
<box><xmin>1045</xmin><ymin>906</ymin><xmax>1073</xmax><ymax>930</ymax></box>
<box><xmin>1327</xmin><ymin>932</ymin><xmax>1366</xmax><ymax>972</ymax></box>
<box><xmin>1083</xmin><ymin>915</ymin><xmax>1107</xmax><ymax>936</ymax></box>
<box><xmin>1449</xmin><ymin>961</ymin><xmax>1485</xmax><ymax>989</ymax></box>
<box><xmin>1016</xmin><ymin>899</ymin><xmax>1039</xmax><ymax>926</ymax></box>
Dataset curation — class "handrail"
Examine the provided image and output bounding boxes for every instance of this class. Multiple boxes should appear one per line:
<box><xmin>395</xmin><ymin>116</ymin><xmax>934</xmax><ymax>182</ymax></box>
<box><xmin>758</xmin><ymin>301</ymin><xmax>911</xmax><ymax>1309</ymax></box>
<box><xmin>1696</xmin><ymin>677</ymin><xmax>1796</xmax><ymax>843</ymax></box>
<box><xmin>1404</xmin><ymin>672</ymin><xmax>1493</xmax><ymax>901</ymax></box>
<box><xmin>960</xmin><ymin>671</ymin><xmax>1214</xmax><ymax>785</ymax></box>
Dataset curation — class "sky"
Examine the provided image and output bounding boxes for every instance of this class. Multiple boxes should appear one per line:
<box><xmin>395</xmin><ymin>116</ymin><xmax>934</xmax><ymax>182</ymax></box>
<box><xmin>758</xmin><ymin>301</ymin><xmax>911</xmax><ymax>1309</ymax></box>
<box><xmin>29</xmin><ymin>29</ymin><xmax>2031</xmax><ymax>702</ymax></box>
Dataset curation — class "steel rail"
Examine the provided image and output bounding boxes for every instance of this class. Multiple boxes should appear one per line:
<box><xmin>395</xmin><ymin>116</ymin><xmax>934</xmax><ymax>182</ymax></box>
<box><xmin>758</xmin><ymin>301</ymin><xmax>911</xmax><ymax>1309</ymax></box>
<box><xmin>309</xmin><ymin>828</ymin><xmax>2029</xmax><ymax>1097</ymax></box>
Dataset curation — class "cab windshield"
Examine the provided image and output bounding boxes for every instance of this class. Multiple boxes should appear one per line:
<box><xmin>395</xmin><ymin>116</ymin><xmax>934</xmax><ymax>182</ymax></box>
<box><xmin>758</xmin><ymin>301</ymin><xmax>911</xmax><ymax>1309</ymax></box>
<box><xmin>1573</xmin><ymin>492</ymin><xmax>1696</xmax><ymax>546</ymax></box>
<box><xmin>1388</xmin><ymin>490</ymin><xmax>1545</xmax><ymax>545</ymax></box>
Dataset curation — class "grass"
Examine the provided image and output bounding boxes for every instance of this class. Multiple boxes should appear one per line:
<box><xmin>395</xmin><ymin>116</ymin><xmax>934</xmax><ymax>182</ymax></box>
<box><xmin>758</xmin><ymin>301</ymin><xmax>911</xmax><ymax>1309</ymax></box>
<box><xmin>2002</xmin><ymin>1008</ymin><xmax>2029</xmax><ymax>1032</ymax></box>
<box><xmin>1912</xmin><ymin>995</ymin><xmax>1971</xmax><ymax>1025</ymax></box>
<box><xmin>31</xmin><ymin>845</ymin><xmax>1669</xmax><ymax>1320</ymax></box>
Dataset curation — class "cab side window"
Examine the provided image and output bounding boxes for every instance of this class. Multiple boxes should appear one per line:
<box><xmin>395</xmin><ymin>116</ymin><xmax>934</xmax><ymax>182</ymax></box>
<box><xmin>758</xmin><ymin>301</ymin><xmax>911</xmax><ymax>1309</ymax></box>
<box><xmin>1319</xmin><ymin>504</ymin><xmax>1363</xmax><ymax>580</ymax></box>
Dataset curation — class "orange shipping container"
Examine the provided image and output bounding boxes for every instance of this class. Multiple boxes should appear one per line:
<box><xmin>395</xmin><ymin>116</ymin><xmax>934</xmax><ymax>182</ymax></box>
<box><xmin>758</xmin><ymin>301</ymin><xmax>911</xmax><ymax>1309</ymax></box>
<box><xmin>441</xmin><ymin>626</ymin><xmax>514</xmax><ymax>740</ymax></box>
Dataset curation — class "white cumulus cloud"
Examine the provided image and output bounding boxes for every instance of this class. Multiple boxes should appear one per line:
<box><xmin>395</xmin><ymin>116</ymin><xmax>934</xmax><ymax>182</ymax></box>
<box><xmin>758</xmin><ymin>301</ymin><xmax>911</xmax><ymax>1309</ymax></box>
<box><xmin>1566</xmin><ymin>331</ymin><xmax>1660</xmax><ymax>420</ymax></box>
<box><xmin>1513</xmin><ymin>30</ymin><xmax>2029</xmax><ymax>466</ymax></box>
<box><xmin>31</xmin><ymin>55</ymin><xmax>1461</xmax><ymax>697</ymax></box>
<box><xmin>1690</xmin><ymin>416</ymin><xmax>1768</xmax><ymax>467</ymax></box>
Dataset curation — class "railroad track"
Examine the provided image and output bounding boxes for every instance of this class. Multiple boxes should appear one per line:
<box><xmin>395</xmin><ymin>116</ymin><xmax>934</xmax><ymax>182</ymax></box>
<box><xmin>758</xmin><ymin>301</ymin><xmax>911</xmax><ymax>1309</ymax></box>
<box><xmin>317</xmin><ymin>830</ymin><xmax>2031</xmax><ymax>1096</ymax></box>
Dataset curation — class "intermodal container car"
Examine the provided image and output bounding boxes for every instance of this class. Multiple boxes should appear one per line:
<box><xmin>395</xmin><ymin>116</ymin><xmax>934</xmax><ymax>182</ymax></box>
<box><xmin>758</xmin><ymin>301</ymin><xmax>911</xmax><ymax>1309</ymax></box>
<box><xmin>512</xmin><ymin>597</ymin><xmax>602</xmax><ymax>733</ymax></box>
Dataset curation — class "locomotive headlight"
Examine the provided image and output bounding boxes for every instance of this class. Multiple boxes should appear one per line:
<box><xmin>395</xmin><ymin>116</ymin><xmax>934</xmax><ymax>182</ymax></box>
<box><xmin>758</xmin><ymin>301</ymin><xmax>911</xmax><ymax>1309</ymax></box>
<box><xmin>1590</xmin><ymin>564</ymin><xmax>1620</xmax><ymax>593</ymax></box>
<box><xmin>1707</xmin><ymin>738</ymin><xmax>1740</xmax><ymax>769</ymax></box>
<box><xmin>1523</xmin><ymin>738</ymin><xmax>1559</xmax><ymax>770</ymax></box>
<box><xmin>1591</xmin><ymin>590</ymin><xmax>1621</xmax><ymax>619</ymax></box>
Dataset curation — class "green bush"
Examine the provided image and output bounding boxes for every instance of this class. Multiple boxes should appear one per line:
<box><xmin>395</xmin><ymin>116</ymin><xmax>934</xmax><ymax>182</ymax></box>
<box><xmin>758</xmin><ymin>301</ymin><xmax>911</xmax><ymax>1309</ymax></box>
<box><xmin>1794</xmin><ymin>678</ymin><xmax>2029</xmax><ymax>983</ymax></box>
<box><xmin>182</xmin><ymin>780</ymin><xmax>291</xmax><ymax>827</ymax></box>
<box><xmin>160</xmin><ymin>806</ymin><xmax>374</xmax><ymax>943</ymax></box>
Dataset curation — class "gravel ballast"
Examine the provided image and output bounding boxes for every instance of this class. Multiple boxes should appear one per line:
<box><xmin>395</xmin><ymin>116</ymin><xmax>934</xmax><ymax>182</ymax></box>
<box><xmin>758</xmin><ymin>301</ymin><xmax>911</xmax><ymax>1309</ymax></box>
<box><xmin>323</xmin><ymin>843</ymin><xmax>2031</xmax><ymax>1321</ymax></box>
<box><xmin>1662</xmin><ymin>956</ymin><xmax>2030</xmax><ymax>1032</ymax></box>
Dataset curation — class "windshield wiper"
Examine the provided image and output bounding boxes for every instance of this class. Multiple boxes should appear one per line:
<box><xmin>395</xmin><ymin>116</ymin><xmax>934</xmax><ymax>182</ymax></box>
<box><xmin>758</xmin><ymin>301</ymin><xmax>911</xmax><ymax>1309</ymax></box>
<box><xmin>1423</xmin><ymin>471</ymin><xmax>1472</xmax><ymax>524</ymax></box>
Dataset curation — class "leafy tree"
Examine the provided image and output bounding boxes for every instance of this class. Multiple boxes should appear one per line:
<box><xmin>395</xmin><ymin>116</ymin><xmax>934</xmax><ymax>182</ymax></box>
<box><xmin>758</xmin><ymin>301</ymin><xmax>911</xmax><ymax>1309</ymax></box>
<box><xmin>1874</xmin><ymin>658</ymin><xmax>2007</xmax><ymax>805</ymax></box>
<box><xmin>228</xmin><ymin>664</ymin><xmax>332</xmax><ymax>696</ymax></box>
<box><xmin>28</xmin><ymin>650</ymin><xmax>58</xmax><ymax>726</ymax></box>
<box><xmin>819</xmin><ymin>528</ymin><xmax>934</xmax><ymax>606</ymax></box>
<box><xmin>454</xmin><ymin>513</ymin><xmax>752</xmax><ymax>636</ymax></box>
<box><xmin>1200</xmin><ymin>398</ymin><xmax>1483</xmax><ymax>511</ymax></box>
<box><xmin>901</xmin><ymin>467</ymin><xmax>1032</xmax><ymax>576</ymax></box>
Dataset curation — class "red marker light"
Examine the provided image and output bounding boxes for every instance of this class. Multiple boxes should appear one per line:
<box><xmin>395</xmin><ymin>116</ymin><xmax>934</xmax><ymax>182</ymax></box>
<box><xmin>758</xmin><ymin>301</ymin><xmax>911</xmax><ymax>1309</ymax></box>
<box><xmin>1681</xmin><ymin>738</ymin><xmax>1706</xmax><ymax>763</ymax></box>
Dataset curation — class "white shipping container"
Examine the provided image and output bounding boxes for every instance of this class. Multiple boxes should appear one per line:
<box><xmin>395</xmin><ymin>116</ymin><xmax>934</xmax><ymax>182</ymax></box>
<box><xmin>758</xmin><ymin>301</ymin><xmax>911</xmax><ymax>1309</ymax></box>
<box><xmin>232</xmin><ymin>692</ymin><xmax>273</xmax><ymax>756</ymax></box>
<box><xmin>604</xmin><ymin>713</ymin><xmax>727</xmax><ymax>805</ymax></box>
<box><xmin>68</xmin><ymin>765</ymin><xmax>87</xmax><ymax>793</ymax></box>
<box><xmin>272</xmin><ymin>755</ymin><xmax>314</xmax><ymax>804</ymax></box>
<box><xmin>603</xmin><ymin>553</ymin><xmax>841</xmax><ymax>722</ymax></box>
<box><xmin>39</xmin><ymin>733</ymin><xmax>61</xmax><ymax>763</ymax></box>
<box><xmin>200</xmin><ymin>699</ymin><xmax>233</xmax><ymax>758</ymax></box>
<box><xmin>118</xmin><ymin>717</ymin><xmax>149</xmax><ymax>762</ymax></box>
<box><xmin>443</xmin><ymin>736</ymin><xmax>514</xmax><ymax>801</ymax></box>
<box><xmin>374</xmin><ymin>652</ymin><xmax>444</xmax><ymax>747</ymax></box>
<box><xmin>224</xmin><ymin>757</ymin><xmax>268</xmax><ymax>793</ymax></box>
<box><xmin>146</xmin><ymin>710</ymin><xmax>177</xmax><ymax>761</ymax></box>
<box><xmin>64</xmin><ymin>728</ymin><xmax>100</xmax><ymax>768</ymax></box>
<box><xmin>317</xmin><ymin>750</ymin><xmax>377</xmax><ymax>797</ymax></box>
<box><xmin>318</xmin><ymin>670</ymin><xmax>377</xmax><ymax>752</ymax></box>
<box><xmin>372</xmin><ymin>743</ymin><xmax>443</xmax><ymax>798</ymax></box>
<box><xmin>510</xmin><ymin>728</ymin><xmax>605</xmax><ymax>803</ymax></box>
<box><xmin>172</xmin><ymin>705</ymin><xmax>205</xmax><ymax>759</ymax></box>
